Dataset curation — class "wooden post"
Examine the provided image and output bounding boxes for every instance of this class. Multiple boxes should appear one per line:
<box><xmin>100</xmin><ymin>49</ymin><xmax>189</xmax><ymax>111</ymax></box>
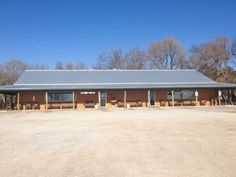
<box><xmin>45</xmin><ymin>92</ymin><xmax>48</xmax><ymax>110</ymax></box>
<box><xmin>4</xmin><ymin>94</ymin><xmax>6</xmax><ymax>110</ymax></box>
<box><xmin>147</xmin><ymin>90</ymin><xmax>150</xmax><ymax>107</ymax></box>
<box><xmin>17</xmin><ymin>92</ymin><xmax>20</xmax><ymax>111</ymax></box>
<box><xmin>227</xmin><ymin>89</ymin><xmax>230</xmax><ymax>105</ymax></box>
<box><xmin>218</xmin><ymin>90</ymin><xmax>221</xmax><ymax>105</ymax></box>
<box><xmin>98</xmin><ymin>91</ymin><xmax>101</xmax><ymax>108</ymax></box>
<box><xmin>72</xmin><ymin>91</ymin><xmax>75</xmax><ymax>109</ymax></box>
<box><xmin>10</xmin><ymin>94</ymin><xmax>13</xmax><ymax>110</ymax></box>
<box><xmin>171</xmin><ymin>90</ymin><xmax>174</xmax><ymax>107</ymax></box>
<box><xmin>195</xmin><ymin>90</ymin><xmax>198</xmax><ymax>106</ymax></box>
<box><xmin>124</xmin><ymin>90</ymin><xmax>127</xmax><ymax>108</ymax></box>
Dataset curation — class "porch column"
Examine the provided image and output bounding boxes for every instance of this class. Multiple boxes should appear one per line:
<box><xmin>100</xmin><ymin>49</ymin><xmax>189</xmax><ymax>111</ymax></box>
<box><xmin>171</xmin><ymin>90</ymin><xmax>174</xmax><ymax>107</ymax></box>
<box><xmin>228</xmin><ymin>89</ymin><xmax>230</xmax><ymax>105</ymax></box>
<box><xmin>10</xmin><ymin>94</ymin><xmax>13</xmax><ymax>110</ymax></box>
<box><xmin>218</xmin><ymin>89</ymin><xmax>222</xmax><ymax>105</ymax></box>
<box><xmin>17</xmin><ymin>92</ymin><xmax>20</xmax><ymax>111</ymax></box>
<box><xmin>73</xmin><ymin>91</ymin><xmax>75</xmax><ymax>109</ymax></box>
<box><xmin>4</xmin><ymin>94</ymin><xmax>6</xmax><ymax>110</ymax></box>
<box><xmin>45</xmin><ymin>92</ymin><xmax>48</xmax><ymax>110</ymax></box>
<box><xmin>147</xmin><ymin>90</ymin><xmax>150</xmax><ymax>107</ymax></box>
<box><xmin>98</xmin><ymin>91</ymin><xmax>101</xmax><ymax>108</ymax></box>
<box><xmin>124</xmin><ymin>90</ymin><xmax>127</xmax><ymax>108</ymax></box>
<box><xmin>195</xmin><ymin>90</ymin><xmax>199</xmax><ymax>106</ymax></box>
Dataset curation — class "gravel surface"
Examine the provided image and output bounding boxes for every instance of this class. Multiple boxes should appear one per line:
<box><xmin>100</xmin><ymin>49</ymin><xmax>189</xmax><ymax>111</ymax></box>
<box><xmin>0</xmin><ymin>107</ymin><xmax>235</xmax><ymax>177</ymax></box>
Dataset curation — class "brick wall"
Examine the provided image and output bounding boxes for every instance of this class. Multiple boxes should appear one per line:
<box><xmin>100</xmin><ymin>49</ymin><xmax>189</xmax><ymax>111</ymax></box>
<box><xmin>76</xmin><ymin>91</ymin><xmax>98</xmax><ymax>103</ymax></box>
<box><xmin>126</xmin><ymin>90</ymin><xmax>148</xmax><ymax>102</ymax></box>
<box><xmin>107</xmin><ymin>90</ymin><xmax>124</xmax><ymax>102</ymax></box>
<box><xmin>19</xmin><ymin>92</ymin><xmax>45</xmax><ymax>105</ymax></box>
<box><xmin>198</xmin><ymin>89</ymin><xmax>217</xmax><ymax>101</ymax></box>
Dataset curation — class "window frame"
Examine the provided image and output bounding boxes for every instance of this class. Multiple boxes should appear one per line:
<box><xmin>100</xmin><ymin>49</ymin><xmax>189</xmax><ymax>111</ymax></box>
<box><xmin>48</xmin><ymin>92</ymin><xmax>74</xmax><ymax>103</ymax></box>
<box><xmin>167</xmin><ymin>90</ymin><xmax>195</xmax><ymax>100</ymax></box>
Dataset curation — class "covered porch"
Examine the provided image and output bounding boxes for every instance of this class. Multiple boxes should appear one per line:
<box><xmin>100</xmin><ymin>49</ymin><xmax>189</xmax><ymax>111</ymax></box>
<box><xmin>1</xmin><ymin>87</ymin><xmax>235</xmax><ymax>111</ymax></box>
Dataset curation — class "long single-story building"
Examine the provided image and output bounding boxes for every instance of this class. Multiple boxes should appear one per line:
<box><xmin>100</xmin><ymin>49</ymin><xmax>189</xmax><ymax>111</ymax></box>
<box><xmin>0</xmin><ymin>69</ymin><xmax>236</xmax><ymax>110</ymax></box>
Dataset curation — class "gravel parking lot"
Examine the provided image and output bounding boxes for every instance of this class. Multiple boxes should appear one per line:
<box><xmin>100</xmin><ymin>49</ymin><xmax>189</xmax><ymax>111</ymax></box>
<box><xmin>0</xmin><ymin>107</ymin><xmax>235</xmax><ymax>177</ymax></box>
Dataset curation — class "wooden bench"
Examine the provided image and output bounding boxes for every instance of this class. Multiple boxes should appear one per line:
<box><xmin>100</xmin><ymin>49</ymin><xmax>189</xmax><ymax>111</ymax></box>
<box><xmin>25</xmin><ymin>102</ymin><xmax>32</xmax><ymax>110</ymax></box>
<box><xmin>183</xmin><ymin>100</ymin><xmax>194</xmax><ymax>106</ymax></box>
<box><xmin>110</xmin><ymin>99</ymin><xmax>117</xmax><ymax>106</ymax></box>
<box><xmin>49</xmin><ymin>103</ymin><xmax>61</xmax><ymax>109</ymax></box>
<box><xmin>32</xmin><ymin>102</ymin><xmax>39</xmax><ymax>109</ymax></box>
<box><xmin>200</xmin><ymin>99</ymin><xmax>206</xmax><ymax>105</ymax></box>
<box><xmin>137</xmin><ymin>101</ymin><xmax>142</xmax><ymax>107</ymax></box>
<box><xmin>127</xmin><ymin>101</ymin><xmax>138</xmax><ymax>107</ymax></box>
<box><xmin>84</xmin><ymin>101</ymin><xmax>95</xmax><ymax>108</ymax></box>
<box><xmin>117</xmin><ymin>101</ymin><xmax>124</xmax><ymax>107</ymax></box>
<box><xmin>160</xmin><ymin>100</ymin><xmax>166</xmax><ymax>107</ymax></box>
<box><xmin>176</xmin><ymin>101</ymin><xmax>183</xmax><ymax>106</ymax></box>
<box><xmin>61</xmin><ymin>103</ymin><xmax>74</xmax><ymax>109</ymax></box>
<box><xmin>168</xmin><ymin>100</ymin><xmax>183</xmax><ymax>106</ymax></box>
<box><xmin>126</xmin><ymin>100</ymin><xmax>143</xmax><ymax>107</ymax></box>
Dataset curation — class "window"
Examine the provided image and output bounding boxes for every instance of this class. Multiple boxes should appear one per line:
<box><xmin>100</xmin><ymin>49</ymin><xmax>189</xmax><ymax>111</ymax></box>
<box><xmin>167</xmin><ymin>90</ymin><xmax>195</xmax><ymax>100</ymax></box>
<box><xmin>48</xmin><ymin>92</ymin><xmax>73</xmax><ymax>102</ymax></box>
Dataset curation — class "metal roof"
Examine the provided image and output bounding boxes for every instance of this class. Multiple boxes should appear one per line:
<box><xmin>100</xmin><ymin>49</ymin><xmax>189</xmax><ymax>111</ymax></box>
<box><xmin>0</xmin><ymin>70</ymin><xmax>236</xmax><ymax>92</ymax></box>
<box><xmin>15</xmin><ymin>69</ymin><xmax>214</xmax><ymax>84</ymax></box>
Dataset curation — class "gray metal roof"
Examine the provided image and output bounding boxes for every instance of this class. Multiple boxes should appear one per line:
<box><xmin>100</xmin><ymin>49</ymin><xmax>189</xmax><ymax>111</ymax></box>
<box><xmin>16</xmin><ymin>70</ymin><xmax>214</xmax><ymax>84</ymax></box>
<box><xmin>0</xmin><ymin>70</ymin><xmax>236</xmax><ymax>91</ymax></box>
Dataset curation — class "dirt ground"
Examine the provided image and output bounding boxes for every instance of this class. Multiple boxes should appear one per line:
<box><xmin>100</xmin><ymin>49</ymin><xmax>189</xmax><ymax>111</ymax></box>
<box><xmin>0</xmin><ymin>107</ymin><xmax>235</xmax><ymax>177</ymax></box>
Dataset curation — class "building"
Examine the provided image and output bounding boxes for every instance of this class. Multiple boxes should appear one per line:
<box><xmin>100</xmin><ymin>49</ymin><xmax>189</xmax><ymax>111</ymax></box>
<box><xmin>0</xmin><ymin>69</ymin><xmax>235</xmax><ymax>110</ymax></box>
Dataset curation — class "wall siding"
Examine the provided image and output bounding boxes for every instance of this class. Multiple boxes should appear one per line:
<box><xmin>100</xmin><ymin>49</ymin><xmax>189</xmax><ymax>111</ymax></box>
<box><xmin>17</xmin><ymin>88</ymin><xmax>218</xmax><ymax>110</ymax></box>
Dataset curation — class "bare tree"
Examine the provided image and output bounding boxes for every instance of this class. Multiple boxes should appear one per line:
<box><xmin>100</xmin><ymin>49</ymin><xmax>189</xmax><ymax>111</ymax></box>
<box><xmin>189</xmin><ymin>36</ymin><xmax>230</xmax><ymax>82</ymax></box>
<box><xmin>124</xmin><ymin>47</ymin><xmax>147</xmax><ymax>69</ymax></box>
<box><xmin>29</xmin><ymin>63</ymin><xmax>49</xmax><ymax>70</ymax></box>
<box><xmin>64</xmin><ymin>63</ymin><xmax>74</xmax><ymax>70</ymax></box>
<box><xmin>3</xmin><ymin>60</ymin><xmax>29</xmax><ymax>85</ymax></box>
<box><xmin>93</xmin><ymin>49</ymin><xmax>125</xmax><ymax>69</ymax></box>
<box><xmin>108</xmin><ymin>49</ymin><xmax>125</xmax><ymax>69</ymax></box>
<box><xmin>55</xmin><ymin>60</ymin><xmax>88</xmax><ymax>70</ymax></box>
<box><xmin>93</xmin><ymin>52</ymin><xmax>109</xmax><ymax>69</ymax></box>
<box><xmin>74</xmin><ymin>61</ymin><xmax>88</xmax><ymax>69</ymax></box>
<box><xmin>232</xmin><ymin>38</ymin><xmax>236</xmax><ymax>57</ymax></box>
<box><xmin>148</xmin><ymin>37</ymin><xmax>187</xmax><ymax>69</ymax></box>
<box><xmin>148</xmin><ymin>41</ymin><xmax>166</xmax><ymax>69</ymax></box>
<box><xmin>55</xmin><ymin>60</ymin><xmax>63</xmax><ymax>70</ymax></box>
<box><xmin>231</xmin><ymin>38</ymin><xmax>236</xmax><ymax>68</ymax></box>
<box><xmin>0</xmin><ymin>64</ymin><xmax>5</xmax><ymax>85</ymax></box>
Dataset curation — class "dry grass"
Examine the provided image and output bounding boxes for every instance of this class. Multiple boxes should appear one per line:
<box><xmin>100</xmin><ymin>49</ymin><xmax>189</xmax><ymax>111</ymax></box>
<box><xmin>0</xmin><ymin>107</ymin><xmax>235</xmax><ymax>177</ymax></box>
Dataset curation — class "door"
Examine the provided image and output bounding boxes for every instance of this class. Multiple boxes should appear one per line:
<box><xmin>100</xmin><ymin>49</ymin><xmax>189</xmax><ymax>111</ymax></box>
<box><xmin>100</xmin><ymin>91</ymin><xmax>107</xmax><ymax>107</ymax></box>
<box><xmin>149</xmin><ymin>90</ymin><xmax>156</xmax><ymax>106</ymax></box>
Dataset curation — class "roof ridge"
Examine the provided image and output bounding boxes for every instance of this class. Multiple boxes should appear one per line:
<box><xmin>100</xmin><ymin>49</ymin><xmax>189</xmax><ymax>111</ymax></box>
<box><xmin>25</xmin><ymin>69</ymin><xmax>197</xmax><ymax>72</ymax></box>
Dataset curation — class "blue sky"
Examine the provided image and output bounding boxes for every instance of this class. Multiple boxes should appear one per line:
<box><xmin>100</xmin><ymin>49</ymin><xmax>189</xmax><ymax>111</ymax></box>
<box><xmin>0</xmin><ymin>0</ymin><xmax>235</xmax><ymax>67</ymax></box>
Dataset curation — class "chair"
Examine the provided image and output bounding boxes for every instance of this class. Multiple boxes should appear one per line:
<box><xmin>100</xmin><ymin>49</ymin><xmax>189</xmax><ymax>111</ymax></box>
<box><xmin>32</xmin><ymin>101</ymin><xmax>39</xmax><ymax>110</ymax></box>
<box><xmin>160</xmin><ymin>99</ymin><xmax>165</xmax><ymax>107</ymax></box>
<box><xmin>137</xmin><ymin>100</ymin><xmax>142</xmax><ymax>107</ymax></box>
<box><xmin>25</xmin><ymin>102</ymin><xmax>32</xmax><ymax>110</ymax></box>
<box><xmin>5</xmin><ymin>103</ymin><xmax>11</xmax><ymax>110</ymax></box>
<box><xmin>84</xmin><ymin>100</ymin><xmax>95</xmax><ymax>108</ymax></box>
<box><xmin>200</xmin><ymin>99</ymin><xmax>206</xmax><ymax>106</ymax></box>
<box><xmin>117</xmin><ymin>101</ymin><xmax>124</xmax><ymax>107</ymax></box>
<box><xmin>110</xmin><ymin>98</ymin><xmax>117</xmax><ymax>105</ymax></box>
